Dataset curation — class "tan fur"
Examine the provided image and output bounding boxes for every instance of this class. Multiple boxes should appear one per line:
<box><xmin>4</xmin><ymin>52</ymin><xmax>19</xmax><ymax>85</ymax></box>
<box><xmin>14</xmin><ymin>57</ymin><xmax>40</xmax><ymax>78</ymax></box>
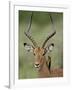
<box><xmin>33</xmin><ymin>47</ymin><xmax>63</xmax><ymax>78</ymax></box>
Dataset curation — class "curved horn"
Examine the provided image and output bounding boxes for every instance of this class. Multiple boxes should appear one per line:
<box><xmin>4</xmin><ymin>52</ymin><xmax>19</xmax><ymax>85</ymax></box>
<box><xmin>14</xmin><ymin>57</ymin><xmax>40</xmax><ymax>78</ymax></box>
<box><xmin>24</xmin><ymin>31</ymin><xmax>38</xmax><ymax>47</ymax></box>
<box><xmin>42</xmin><ymin>31</ymin><xmax>56</xmax><ymax>48</ymax></box>
<box><xmin>24</xmin><ymin>12</ymin><xmax>38</xmax><ymax>47</ymax></box>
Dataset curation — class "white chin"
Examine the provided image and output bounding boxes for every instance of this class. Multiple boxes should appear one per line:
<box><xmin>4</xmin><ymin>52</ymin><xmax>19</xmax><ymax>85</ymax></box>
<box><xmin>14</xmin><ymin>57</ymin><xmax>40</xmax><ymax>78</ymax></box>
<box><xmin>36</xmin><ymin>67</ymin><xmax>40</xmax><ymax>71</ymax></box>
<box><xmin>34</xmin><ymin>65</ymin><xmax>40</xmax><ymax>70</ymax></box>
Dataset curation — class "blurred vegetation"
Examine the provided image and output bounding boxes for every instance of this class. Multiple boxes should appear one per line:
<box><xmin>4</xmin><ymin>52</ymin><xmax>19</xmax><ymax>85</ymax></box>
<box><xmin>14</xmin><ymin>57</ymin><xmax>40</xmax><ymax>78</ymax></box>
<box><xmin>19</xmin><ymin>10</ymin><xmax>63</xmax><ymax>79</ymax></box>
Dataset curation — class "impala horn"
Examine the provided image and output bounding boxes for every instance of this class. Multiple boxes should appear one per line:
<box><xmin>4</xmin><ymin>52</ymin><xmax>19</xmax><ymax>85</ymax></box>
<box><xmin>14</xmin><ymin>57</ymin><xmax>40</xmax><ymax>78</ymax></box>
<box><xmin>42</xmin><ymin>31</ymin><xmax>56</xmax><ymax>48</ymax></box>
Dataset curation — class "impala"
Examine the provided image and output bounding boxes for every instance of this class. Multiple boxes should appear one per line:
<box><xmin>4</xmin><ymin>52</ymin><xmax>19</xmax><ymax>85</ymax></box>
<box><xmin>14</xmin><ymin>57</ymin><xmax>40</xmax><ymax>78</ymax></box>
<box><xmin>23</xmin><ymin>31</ymin><xmax>63</xmax><ymax>78</ymax></box>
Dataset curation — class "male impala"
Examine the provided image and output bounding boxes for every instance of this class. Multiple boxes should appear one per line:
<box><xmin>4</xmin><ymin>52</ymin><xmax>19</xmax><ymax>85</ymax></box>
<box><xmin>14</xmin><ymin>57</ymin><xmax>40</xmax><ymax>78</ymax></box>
<box><xmin>24</xmin><ymin>31</ymin><xmax>63</xmax><ymax>78</ymax></box>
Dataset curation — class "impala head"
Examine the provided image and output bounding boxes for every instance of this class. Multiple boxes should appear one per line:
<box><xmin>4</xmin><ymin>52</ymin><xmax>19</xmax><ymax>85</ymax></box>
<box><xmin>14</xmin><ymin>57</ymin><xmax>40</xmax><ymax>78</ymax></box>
<box><xmin>24</xmin><ymin>31</ymin><xmax>56</xmax><ymax>71</ymax></box>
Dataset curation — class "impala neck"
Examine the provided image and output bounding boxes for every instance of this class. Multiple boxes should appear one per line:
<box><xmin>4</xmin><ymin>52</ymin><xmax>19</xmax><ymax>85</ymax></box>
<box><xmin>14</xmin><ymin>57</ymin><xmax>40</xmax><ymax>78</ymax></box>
<box><xmin>38</xmin><ymin>56</ymin><xmax>50</xmax><ymax>78</ymax></box>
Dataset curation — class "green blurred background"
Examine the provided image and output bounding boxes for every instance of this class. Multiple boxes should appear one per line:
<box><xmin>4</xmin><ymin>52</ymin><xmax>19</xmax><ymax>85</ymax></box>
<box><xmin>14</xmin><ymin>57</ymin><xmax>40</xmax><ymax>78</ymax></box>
<box><xmin>19</xmin><ymin>11</ymin><xmax>63</xmax><ymax>79</ymax></box>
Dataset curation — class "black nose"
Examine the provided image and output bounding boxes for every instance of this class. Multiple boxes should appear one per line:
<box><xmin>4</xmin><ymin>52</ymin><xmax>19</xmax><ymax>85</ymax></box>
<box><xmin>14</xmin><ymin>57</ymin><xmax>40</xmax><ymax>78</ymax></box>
<box><xmin>35</xmin><ymin>64</ymin><xmax>39</xmax><ymax>66</ymax></box>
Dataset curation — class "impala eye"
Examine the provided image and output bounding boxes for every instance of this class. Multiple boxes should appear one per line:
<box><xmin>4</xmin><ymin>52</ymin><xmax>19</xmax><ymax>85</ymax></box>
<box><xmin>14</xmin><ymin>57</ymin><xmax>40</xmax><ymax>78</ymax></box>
<box><xmin>43</xmin><ymin>49</ymin><xmax>47</xmax><ymax>56</ymax></box>
<box><xmin>33</xmin><ymin>53</ymin><xmax>35</xmax><ymax>56</ymax></box>
<box><xmin>42</xmin><ymin>52</ymin><xmax>45</xmax><ymax>56</ymax></box>
<box><xmin>43</xmin><ymin>52</ymin><xmax>46</xmax><ymax>56</ymax></box>
<box><xmin>43</xmin><ymin>53</ymin><xmax>45</xmax><ymax>56</ymax></box>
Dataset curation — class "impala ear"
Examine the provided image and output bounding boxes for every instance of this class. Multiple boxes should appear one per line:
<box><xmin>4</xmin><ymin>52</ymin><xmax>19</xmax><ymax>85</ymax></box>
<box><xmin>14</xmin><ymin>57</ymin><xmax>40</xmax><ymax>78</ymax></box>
<box><xmin>43</xmin><ymin>43</ymin><xmax>54</xmax><ymax>55</ymax></box>
<box><xmin>24</xmin><ymin>43</ymin><xmax>33</xmax><ymax>52</ymax></box>
<box><xmin>46</xmin><ymin>43</ymin><xmax>54</xmax><ymax>53</ymax></box>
